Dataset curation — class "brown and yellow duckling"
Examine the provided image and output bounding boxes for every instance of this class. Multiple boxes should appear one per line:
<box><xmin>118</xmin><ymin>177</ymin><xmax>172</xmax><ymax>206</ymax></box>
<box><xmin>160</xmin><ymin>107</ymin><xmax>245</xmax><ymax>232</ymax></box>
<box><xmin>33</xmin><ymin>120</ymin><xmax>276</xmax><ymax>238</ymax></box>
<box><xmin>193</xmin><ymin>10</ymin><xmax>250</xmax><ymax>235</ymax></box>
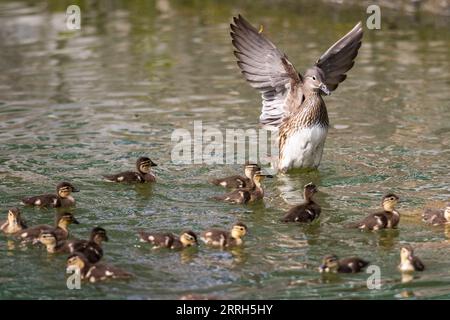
<box><xmin>210</xmin><ymin>163</ymin><xmax>260</xmax><ymax>189</ymax></box>
<box><xmin>39</xmin><ymin>227</ymin><xmax>108</xmax><ymax>263</ymax></box>
<box><xmin>104</xmin><ymin>157</ymin><xmax>157</xmax><ymax>183</ymax></box>
<box><xmin>201</xmin><ymin>222</ymin><xmax>248</xmax><ymax>248</ymax></box>
<box><xmin>138</xmin><ymin>230</ymin><xmax>198</xmax><ymax>250</ymax></box>
<box><xmin>22</xmin><ymin>182</ymin><xmax>79</xmax><ymax>208</ymax></box>
<box><xmin>422</xmin><ymin>204</ymin><xmax>450</xmax><ymax>226</ymax></box>
<box><xmin>319</xmin><ymin>254</ymin><xmax>369</xmax><ymax>273</ymax></box>
<box><xmin>66</xmin><ymin>252</ymin><xmax>133</xmax><ymax>283</ymax></box>
<box><xmin>282</xmin><ymin>183</ymin><xmax>321</xmax><ymax>223</ymax></box>
<box><xmin>347</xmin><ymin>194</ymin><xmax>400</xmax><ymax>231</ymax></box>
<box><xmin>213</xmin><ymin>171</ymin><xmax>271</xmax><ymax>204</ymax></box>
<box><xmin>17</xmin><ymin>212</ymin><xmax>79</xmax><ymax>242</ymax></box>
<box><xmin>398</xmin><ymin>244</ymin><xmax>425</xmax><ymax>272</ymax></box>
<box><xmin>1</xmin><ymin>207</ymin><xmax>27</xmax><ymax>235</ymax></box>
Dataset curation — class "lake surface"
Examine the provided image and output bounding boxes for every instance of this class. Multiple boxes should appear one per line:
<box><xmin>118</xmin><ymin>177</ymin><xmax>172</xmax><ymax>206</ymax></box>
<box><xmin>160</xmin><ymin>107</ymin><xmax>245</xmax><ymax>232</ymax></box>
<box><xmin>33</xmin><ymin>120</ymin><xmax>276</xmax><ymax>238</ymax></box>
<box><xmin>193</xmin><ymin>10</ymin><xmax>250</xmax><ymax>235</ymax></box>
<box><xmin>0</xmin><ymin>0</ymin><xmax>449</xmax><ymax>299</ymax></box>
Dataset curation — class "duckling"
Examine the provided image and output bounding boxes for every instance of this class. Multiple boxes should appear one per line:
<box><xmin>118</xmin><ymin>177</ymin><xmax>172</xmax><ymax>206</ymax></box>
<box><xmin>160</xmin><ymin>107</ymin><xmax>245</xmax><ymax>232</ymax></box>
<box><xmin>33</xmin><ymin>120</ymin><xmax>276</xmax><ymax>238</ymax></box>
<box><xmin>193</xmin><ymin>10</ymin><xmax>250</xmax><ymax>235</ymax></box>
<box><xmin>282</xmin><ymin>183</ymin><xmax>321</xmax><ymax>223</ymax></box>
<box><xmin>63</xmin><ymin>227</ymin><xmax>108</xmax><ymax>263</ymax></box>
<box><xmin>210</xmin><ymin>163</ymin><xmax>260</xmax><ymax>189</ymax></box>
<box><xmin>347</xmin><ymin>194</ymin><xmax>400</xmax><ymax>230</ymax></box>
<box><xmin>104</xmin><ymin>157</ymin><xmax>157</xmax><ymax>183</ymax></box>
<box><xmin>213</xmin><ymin>171</ymin><xmax>271</xmax><ymax>204</ymax></box>
<box><xmin>138</xmin><ymin>230</ymin><xmax>198</xmax><ymax>249</ymax></box>
<box><xmin>201</xmin><ymin>222</ymin><xmax>248</xmax><ymax>248</ymax></box>
<box><xmin>22</xmin><ymin>182</ymin><xmax>79</xmax><ymax>208</ymax></box>
<box><xmin>398</xmin><ymin>244</ymin><xmax>425</xmax><ymax>272</ymax></box>
<box><xmin>1</xmin><ymin>207</ymin><xmax>27</xmax><ymax>235</ymax></box>
<box><xmin>422</xmin><ymin>204</ymin><xmax>450</xmax><ymax>226</ymax></box>
<box><xmin>66</xmin><ymin>252</ymin><xmax>133</xmax><ymax>283</ymax></box>
<box><xmin>17</xmin><ymin>212</ymin><xmax>79</xmax><ymax>242</ymax></box>
<box><xmin>38</xmin><ymin>230</ymin><xmax>66</xmax><ymax>253</ymax></box>
<box><xmin>319</xmin><ymin>254</ymin><xmax>369</xmax><ymax>273</ymax></box>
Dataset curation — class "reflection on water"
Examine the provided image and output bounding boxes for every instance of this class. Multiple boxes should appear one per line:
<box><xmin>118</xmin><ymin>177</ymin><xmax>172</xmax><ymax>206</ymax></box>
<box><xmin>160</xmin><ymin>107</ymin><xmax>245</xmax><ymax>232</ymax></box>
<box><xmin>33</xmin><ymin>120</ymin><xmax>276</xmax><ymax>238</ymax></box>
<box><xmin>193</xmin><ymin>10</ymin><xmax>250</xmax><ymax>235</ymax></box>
<box><xmin>0</xmin><ymin>0</ymin><xmax>449</xmax><ymax>299</ymax></box>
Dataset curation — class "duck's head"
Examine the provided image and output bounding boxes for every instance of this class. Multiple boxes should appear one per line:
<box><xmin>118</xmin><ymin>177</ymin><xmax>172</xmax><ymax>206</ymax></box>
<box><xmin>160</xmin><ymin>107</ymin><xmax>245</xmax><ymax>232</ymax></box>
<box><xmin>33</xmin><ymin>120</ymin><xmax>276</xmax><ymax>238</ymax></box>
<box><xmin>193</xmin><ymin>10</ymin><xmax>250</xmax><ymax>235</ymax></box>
<box><xmin>382</xmin><ymin>194</ymin><xmax>399</xmax><ymax>211</ymax></box>
<box><xmin>179</xmin><ymin>230</ymin><xmax>198</xmax><ymax>247</ymax></box>
<box><xmin>90</xmin><ymin>227</ymin><xmax>108</xmax><ymax>244</ymax></box>
<box><xmin>56</xmin><ymin>212</ymin><xmax>79</xmax><ymax>228</ymax></box>
<box><xmin>400</xmin><ymin>244</ymin><xmax>414</xmax><ymax>263</ymax></box>
<box><xmin>57</xmin><ymin>182</ymin><xmax>79</xmax><ymax>198</ymax></box>
<box><xmin>303</xmin><ymin>67</ymin><xmax>330</xmax><ymax>95</ymax></box>
<box><xmin>243</xmin><ymin>163</ymin><xmax>261</xmax><ymax>180</ymax></box>
<box><xmin>303</xmin><ymin>183</ymin><xmax>318</xmax><ymax>200</ymax></box>
<box><xmin>66</xmin><ymin>252</ymin><xmax>88</xmax><ymax>272</ymax></box>
<box><xmin>38</xmin><ymin>230</ymin><xmax>57</xmax><ymax>247</ymax></box>
<box><xmin>444</xmin><ymin>204</ymin><xmax>450</xmax><ymax>222</ymax></box>
<box><xmin>136</xmin><ymin>157</ymin><xmax>157</xmax><ymax>174</ymax></box>
<box><xmin>7</xmin><ymin>207</ymin><xmax>22</xmax><ymax>225</ymax></box>
<box><xmin>252</xmin><ymin>171</ymin><xmax>273</xmax><ymax>186</ymax></box>
<box><xmin>319</xmin><ymin>254</ymin><xmax>339</xmax><ymax>273</ymax></box>
<box><xmin>231</xmin><ymin>222</ymin><xmax>248</xmax><ymax>239</ymax></box>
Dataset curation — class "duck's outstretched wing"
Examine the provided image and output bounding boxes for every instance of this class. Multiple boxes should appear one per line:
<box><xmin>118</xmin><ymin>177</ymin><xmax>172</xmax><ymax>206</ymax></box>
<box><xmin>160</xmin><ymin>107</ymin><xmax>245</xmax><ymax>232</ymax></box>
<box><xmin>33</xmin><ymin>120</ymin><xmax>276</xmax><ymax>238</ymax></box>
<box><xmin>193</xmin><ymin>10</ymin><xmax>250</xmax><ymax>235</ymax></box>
<box><xmin>315</xmin><ymin>22</ymin><xmax>363</xmax><ymax>91</ymax></box>
<box><xmin>230</xmin><ymin>15</ymin><xmax>303</xmax><ymax>128</ymax></box>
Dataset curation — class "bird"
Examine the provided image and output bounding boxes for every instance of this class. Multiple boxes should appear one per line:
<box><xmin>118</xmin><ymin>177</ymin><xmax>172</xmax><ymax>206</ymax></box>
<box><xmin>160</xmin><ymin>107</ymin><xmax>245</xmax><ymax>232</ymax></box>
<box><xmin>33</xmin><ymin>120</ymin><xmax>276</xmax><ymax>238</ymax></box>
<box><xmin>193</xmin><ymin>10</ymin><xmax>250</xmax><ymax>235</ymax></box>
<box><xmin>422</xmin><ymin>204</ymin><xmax>450</xmax><ymax>226</ymax></box>
<box><xmin>398</xmin><ymin>244</ymin><xmax>425</xmax><ymax>272</ymax></box>
<box><xmin>210</xmin><ymin>163</ymin><xmax>260</xmax><ymax>189</ymax></box>
<box><xmin>0</xmin><ymin>207</ymin><xmax>27</xmax><ymax>235</ymax></box>
<box><xmin>66</xmin><ymin>252</ymin><xmax>133</xmax><ymax>283</ymax></box>
<box><xmin>319</xmin><ymin>254</ymin><xmax>369</xmax><ymax>273</ymax></box>
<box><xmin>138</xmin><ymin>230</ymin><xmax>198</xmax><ymax>249</ymax></box>
<box><xmin>347</xmin><ymin>194</ymin><xmax>400</xmax><ymax>231</ymax></box>
<box><xmin>21</xmin><ymin>182</ymin><xmax>79</xmax><ymax>208</ymax></box>
<box><xmin>16</xmin><ymin>212</ymin><xmax>79</xmax><ymax>242</ymax></box>
<box><xmin>281</xmin><ymin>183</ymin><xmax>321</xmax><ymax>222</ymax></box>
<box><xmin>230</xmin><ymin>15</ymin><xmax>363</xmax><ymax>172</ymax></box>
<box><xmin>62</xmin><ymin>227</ymin><xmax>108</xmax><ymax>263</ymax></box>
<box><xmin>212</xmin><ymin>171</ymin><xmax>272</xmax><ymax>204</ymax></box>
<box><xmin>200</xmin><ymin>222</ymin><xmax>248</xmax><ymax>248</ymax></box>
<box><xmin>104</xmin><ymin>157</ymin><xmax>157</xmax><ymax>183</ymax></box>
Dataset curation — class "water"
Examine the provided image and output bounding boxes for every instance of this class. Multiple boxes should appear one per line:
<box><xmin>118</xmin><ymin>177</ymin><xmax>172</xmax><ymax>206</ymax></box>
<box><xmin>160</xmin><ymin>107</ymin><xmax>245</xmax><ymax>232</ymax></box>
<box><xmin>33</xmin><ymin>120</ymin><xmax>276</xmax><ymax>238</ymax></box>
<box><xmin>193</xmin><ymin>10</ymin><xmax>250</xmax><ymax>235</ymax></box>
<box><xmin>0</xmin><ymin>0</ymin><xmax>449</xmax><ymax>300</ymax></box>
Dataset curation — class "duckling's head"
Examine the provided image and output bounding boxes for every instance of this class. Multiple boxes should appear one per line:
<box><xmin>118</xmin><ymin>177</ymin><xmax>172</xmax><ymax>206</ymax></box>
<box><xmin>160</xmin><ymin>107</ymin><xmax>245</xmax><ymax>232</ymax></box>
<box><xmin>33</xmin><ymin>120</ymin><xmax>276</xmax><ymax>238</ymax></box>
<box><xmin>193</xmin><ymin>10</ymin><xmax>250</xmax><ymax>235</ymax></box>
<box><xmin>231</xmin><ymin>222</ymin><xmax>248</xmax><ymax>239</ymax></box>
<box><xmin>57</xmin><ymin>182</ymin><xmax>79</xmax><ymax>198</ymax></box>
<box><xmin>179</xmin><ymin>230</ymin><xmax>198</xmax><ymax>247</ymax></box>
<box><xmin>304</xmin><ymin>67</ymin><xmax>330</xmax><ymax>95</ymax></box>
<box><xmin>400</xmin><ymin>244</ymin><xmax>414</xmax><ymax>262</ymax></box>
<box><xmin>136</xmin><ymin>157</ymin><xmax>157</xmax><ymax>174</ymax></box>
<box><xmin>91</xmin><ymin>227</ymin><xmax>108</xmax><ymax>244</ymax></box>
<box><xmin>38</xmin><ymin>230</ymin><xmax>57</xmax><ymax>246</ymax></box>
<box><xmin>7</xmin><ymin>207</ymin><xmax>21</xmax><ymax>225</ymax></box>
<box><xmin>252</xmin><ymin>171</ymin><xmax>273</xmax><ymax>186</ymax></box>
<box><xmin>56</xmin><ymin>212</ymin><xmax>79</xmax><ymax>228</ymax></box>
<box><xmin>319</xmin><ymin>254</ymin><xmax>339</xmax><ymax>273</ymax></box>
<box><xmin>444</xmin><ymin>204</ymin><xmax>450</xmax><ymax>222</ymax></box>
<box><xmin>244</xmin><ymin>163</ymin><xmax>260</xmax><ymax>179</ymax></box>
<box><xmin>303</xmin><ymin>183</ymin><xmax>318</xmax><ymax>200</ymax></box>
<box><xmin>66</xmin><ymin>253</ymin><xmax>88</xmax><ymax>272</ymax></box>
<box><xmin>382</xmin><ymin>194</ymin><xmax>399</xmax><ymax>211</ymax></box>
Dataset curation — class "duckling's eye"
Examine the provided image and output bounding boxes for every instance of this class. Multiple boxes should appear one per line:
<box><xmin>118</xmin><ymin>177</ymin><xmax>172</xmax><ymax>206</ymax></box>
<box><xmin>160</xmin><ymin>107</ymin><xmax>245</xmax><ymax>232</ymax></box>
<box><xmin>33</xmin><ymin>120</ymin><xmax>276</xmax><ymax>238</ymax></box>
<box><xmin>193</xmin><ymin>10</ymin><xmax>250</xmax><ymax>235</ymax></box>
<box><xmin>390</xmin><ymin>197</ymin><xmax>395</xmax><ymax>201</ymax></box>
<box><xmin>312</xmin><ymin>76</ymin><xmax>316</xmax><ymax>81</ymax></box>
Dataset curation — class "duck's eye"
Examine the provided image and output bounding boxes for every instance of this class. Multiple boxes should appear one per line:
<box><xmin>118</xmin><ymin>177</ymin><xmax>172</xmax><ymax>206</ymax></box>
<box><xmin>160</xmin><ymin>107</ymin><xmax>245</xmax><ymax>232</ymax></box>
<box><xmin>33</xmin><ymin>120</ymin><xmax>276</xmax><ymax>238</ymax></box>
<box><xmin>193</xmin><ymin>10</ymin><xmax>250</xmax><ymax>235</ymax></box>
<box><xmin>390</xmin><ymin>197</ymin><xmax>395</xmax><ymax>201</ymax></box>
<box><xmin>312</xmin><ymin>76</ymin><xmax>316</xmax><ymax>81</ymax></box>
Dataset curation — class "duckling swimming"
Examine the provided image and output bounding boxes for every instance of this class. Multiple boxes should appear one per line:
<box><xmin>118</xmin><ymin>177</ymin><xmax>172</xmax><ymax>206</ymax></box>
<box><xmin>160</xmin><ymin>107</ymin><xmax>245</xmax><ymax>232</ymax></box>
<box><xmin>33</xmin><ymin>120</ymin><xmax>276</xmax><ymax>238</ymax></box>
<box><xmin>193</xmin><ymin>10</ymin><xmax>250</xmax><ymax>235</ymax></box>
<box><xmin>230</xmin><ymin>15</ymin><xmax>363</xmax><ymax>171</ymax></box>
<box><xmin>282</xmin><ymin>183</ymin><xmax>321</xmax><ymax>223</ymax></box>
<box><xmin>201</xmin><ymin>222</ymin><xmax>248</xmax><ymax>248</ymax></box>
<box><xmin>17</xmin><ymin>212</ymin><xmax>79</xmax><ymax>242</ymax></box>
<box><xmin>138</xmin><ymin>230</ymin><xmax>198</xmax><ymax>249</ymax></box>
<box><xmin>22</xmin><ymin>182</ymin><xmax>79</xmax><ymax>208</ymax></box>
<box><xmin>398</xmin><ymin>244</ymin><xmax>425</xmax><ymax>272</ymax></box>
<box><xmin>104</xmin><ymin>157</ymin><xmax>157</xmax><ymax>183</ymax></box>
<box><xmin>210</xmin><ymin>163</ymin><xmax>260</xmax><ymax>189</ymax></box>
<box><xmin>213</xmin><ymin>171</ymin><xmax>271</xmax><ymax>204</ymax></box>
<box><xmin>422</xmin><ymin>204</ymin><xmax>450</xmax><ymax>226</ymax></box>
<box><xmin>1</xmin><ymin>208</ymin><xmax>27</xmax><ymax>235</ymax></box>
<box><xmin>319</xmin><ymin>254</ymin><xmax>369</xmax><ymax>273</ymax></box>
<box><xmin>66</xmin><ymin>252</ymin><xmax>133</xmax><ymax>283</ymax></box>
<box><xmin>347</xmin><ymin>194</ymin><xmax>400</xmax><ymax>231</ymax></box>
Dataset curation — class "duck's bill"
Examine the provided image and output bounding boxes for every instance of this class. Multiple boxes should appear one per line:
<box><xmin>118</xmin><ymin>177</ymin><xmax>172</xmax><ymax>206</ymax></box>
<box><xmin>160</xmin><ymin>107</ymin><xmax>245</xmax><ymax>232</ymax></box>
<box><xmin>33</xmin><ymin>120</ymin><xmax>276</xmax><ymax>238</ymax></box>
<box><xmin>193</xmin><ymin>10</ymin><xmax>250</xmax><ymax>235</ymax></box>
<box><xmin>72</xmin><ymin>187</ymin><xmax>80</xmax><ymax>192</ymax></box>
<box><xmin>72</xmin><ymin>218</ymin><xmax>80</xmax><ymax>224</ymax></box>
<box><xmin>319</xmin><ymin>83</ymin><xmax>331</xmax><ymax>95</ymax></box>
